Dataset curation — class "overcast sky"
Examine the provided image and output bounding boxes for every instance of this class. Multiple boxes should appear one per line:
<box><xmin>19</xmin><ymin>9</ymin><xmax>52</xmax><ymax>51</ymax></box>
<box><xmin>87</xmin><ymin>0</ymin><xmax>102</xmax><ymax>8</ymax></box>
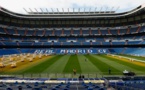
<box><xmin>0</xmin><ymin>0</ymin><xmax>145</xmax><ymax>14</ymax></box>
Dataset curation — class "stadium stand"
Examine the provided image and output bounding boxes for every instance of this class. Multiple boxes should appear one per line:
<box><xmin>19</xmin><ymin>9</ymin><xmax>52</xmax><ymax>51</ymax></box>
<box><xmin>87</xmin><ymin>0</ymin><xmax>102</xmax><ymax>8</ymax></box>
<box><xmin>1</xmin><ymin>3</ymin><xmax>145</xmax><ymax>90</ymax></box>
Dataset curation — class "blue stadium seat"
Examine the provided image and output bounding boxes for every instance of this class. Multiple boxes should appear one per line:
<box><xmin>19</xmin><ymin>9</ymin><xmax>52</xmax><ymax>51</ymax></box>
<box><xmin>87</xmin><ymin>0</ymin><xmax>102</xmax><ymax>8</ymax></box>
<box><xmin>73</xmin><ymin>42</ymin><xmax>81</xmax><ymax>45</ymax></box>
<box><xmin>17</xmin><ymin>29</ymin><xmax>26</xmax><ymax>35</ymax></box>
<box><xmin>82</xmin><ymin>30</ymin><xmax>89</xmax><ymax>35</ymax></box>
<box><xmin>33</xmin><ymin>42</ymin><xmax>43</xmax><ymax>46</ymax></box>
<box><xmin>63</xmin><ymin>42</ymin><xmax>72</xmax><ymax>45</ymax></box>
<box><xmin>3</xmin><ymin>42</ymin><xmax>17</xmax><ymax>45</ymax></box>
<box><xmin>55</xmin><ymin>30</ymin><xmax>62</xmax><ymax>36</ymax></box>
<box><xmin>139</xmin><ymin>26</ymin><xmax>145</xmax><ymax>33</ymax></box>
<box><xmin>110</xmin><ymin>29</ymin><xmax>118</xmax><ymax>35</ymax></box>
<box><xmin>83</xmin><ymin>42</ymin><xmax>90</xmax><ymax>45</ymax></box>
<box><xmin>77</xmin><ymin>38</ymin><xmax>85</xmax><ymax>41</ymax></box>
<box><xmin>112</xmin><ymin>42</ymin><xmax>125</xmax><ymax>45</ymax></box>
<box><xmin>73</xmin><ymin>30</ymin><xmax>80</xmax><ymax>35</ymax></box>
<box><xmin>100</xmin><ymin>30</ymin><xmax>108</xmax><ymax>35</ymax></box>
<box><xmin>27</xmin><ymin>30</ymin><xmax>35</xmax><ymax>36</ymax></box>
<box><xmin>91</xmin><ymin>30</ymin><xmax>99</xmax><ymax>35</ymax></box>
<box><xmin>53</xmin><ymin>42</ymin><xmax>61</xmax><ymax>45</ymax></box>
<box><xmin>43</xmin><ymin>42</ymin><xmax>52</xmax><ymax>45</ymax></box>
<box><xmin>6</xmin><ymin>28</ymin><xmax>15</xmax><ymax>35</ymax></box>
<box><xmin>0</xmin><ymin>27</ymin><xmax>6</xmax><ymax>33</ymax></box>
<box><xmin>119</xmin><ymin>29</ymin><xmax>127</xmax><ymax>34</ymax></box>
<box><xmin>64</xmin><ymin>30</ymin><xmax>71</xmax><ymax>35</ymax></box>
<box><xmin>127</xmin><ymin>41</ymin><xmax>140</xmax><ymax>45</ymax></box>
<box><xmin>35</xmin><ymin>30</ymin><xmax>44</xmax><ymax>36</ymax></box>
<box><xmin>45</xmin><ymin>30</ymin><xmax>53</xmax><ymax>36</ymax></box>
<box><xmin>92</xmin><ymin>42</ymin><xmax>101</xmax><ymax>45</ymax></box>
<box><xmin>102</xmin><ymin>42</ymin><xmax>110</xmax><ymax>45</ymax></box>
<box><xmin>59</xmin><ymin>38</ymin><xmax>67</xmax><ymax>42</ymax></box>
<box><xmin>130</xmin><ymin>27</ymin><xmax>137</xmax><ymax>33</ymax></box>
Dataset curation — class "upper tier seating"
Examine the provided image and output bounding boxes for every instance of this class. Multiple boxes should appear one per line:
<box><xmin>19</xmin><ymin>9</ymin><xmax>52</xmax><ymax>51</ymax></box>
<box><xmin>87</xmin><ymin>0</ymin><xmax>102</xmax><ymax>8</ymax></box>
<box><xmin>0</xmin><ymin>37</ymin><xmax>143</xmax><ymax>46</ymax></box>
<box><xmin>0</xmin><ymin>25</ymin><xmax>144</xmax><ymax>36</ymax></box>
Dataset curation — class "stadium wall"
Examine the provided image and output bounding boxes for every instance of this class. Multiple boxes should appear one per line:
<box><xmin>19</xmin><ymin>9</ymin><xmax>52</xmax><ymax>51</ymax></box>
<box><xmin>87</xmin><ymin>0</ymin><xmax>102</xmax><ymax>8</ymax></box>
<box><xmin>1</xmin><ymin>48</ymin><xmax>145</xmax><ymax>56</ymax></box>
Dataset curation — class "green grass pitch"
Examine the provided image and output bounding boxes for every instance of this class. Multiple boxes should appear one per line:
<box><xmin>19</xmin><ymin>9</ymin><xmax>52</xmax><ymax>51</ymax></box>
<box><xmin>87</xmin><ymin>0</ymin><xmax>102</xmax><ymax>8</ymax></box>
<box><xmin>3</xmin><ymin>54</ymin><xmax>145</xmax><ymax>76</ymax></box>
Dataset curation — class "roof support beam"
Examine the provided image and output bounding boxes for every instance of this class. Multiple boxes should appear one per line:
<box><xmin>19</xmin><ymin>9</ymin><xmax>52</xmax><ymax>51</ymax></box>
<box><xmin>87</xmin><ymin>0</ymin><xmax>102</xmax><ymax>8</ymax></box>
<box><xmin>89</xmin><ymin>8</ymin><xmax>91</xmax><ymax>13</ymax></box>
<box><xmin>23</xmin><ymin>8</ymin><xmax>28</xmax><ymax>13</ymax></box>
<box><xmin>110</xmin><ymin>7</ymin><xmax>114</xmax><ymax>13</ymax></box>
<box><xmin>68</xmin><ymin>8</ymin><xmax>69</xmax><ymax>14</ymax></box>
<box><xmin>62</xmin><ymin>8</ymin><xmax>64</xmax><ymax>14</ymax></box>
<box><xmin>46</xmin><ymin>8</ymin><xmax>49</xmax><ymax>13</ymax></box>
<box><xmin>29</xmin><ymin>8</ymin><xmax>33</xmax><ymax>13</ymax></box>
<box><xmin>51</xmin><ymin>8</ymin><xmax>54</xmax><ymax>14</ymax></box>
<box><xmin>35</xmin><ymin>8</ymin><xmax>38</xmax><ymax>13</ymax></box>
<box><xmin>40</xmin><ymin>8</ymin><xmax>44</xmax><ymax>14</ymax></box>
<box><xmin>78</xmin><ymin>8</ymin><xmax>80</xmax><ymax>13</ymax></box>
<box><xmin>94</xmin><ymin>7</ymin><xmax>97</xmax><ymax>13</ymax></box>
<box><xmin>105</xmin><ymin>7</ymin><xmax>108</xmax><ymax>13</ymax></box>
<box><xmin>99</xmin><ymin>7</ymin><xmax>102</xmax><ymax>13</ymax></box>
<box><xmin>57</xmin><ymin>8</ymin><xmax>59</xmax><ymax>14</ymax></box>
<box><xmin>116</xmin><ymin>6</ymin><xmax>120</xmax><ymax>12</ymax></box>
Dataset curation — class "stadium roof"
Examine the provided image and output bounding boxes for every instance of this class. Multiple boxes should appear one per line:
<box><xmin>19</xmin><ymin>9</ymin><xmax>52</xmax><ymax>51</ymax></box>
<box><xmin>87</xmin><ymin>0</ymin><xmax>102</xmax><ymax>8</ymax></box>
<box><xmin>0</xmin><ymin>0</ymin><xmax>145</xmax><ymax>14</ymax></box>
<box><xmin>0</xmin><ymin>4</ymin><xmax>145</xmax><ymax>19</ymax></box>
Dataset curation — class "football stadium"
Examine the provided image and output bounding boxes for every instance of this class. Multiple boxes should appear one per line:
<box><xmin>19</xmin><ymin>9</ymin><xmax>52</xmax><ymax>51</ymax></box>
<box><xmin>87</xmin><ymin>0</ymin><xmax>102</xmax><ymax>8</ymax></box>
<box><xmin>1</xmin><ymin>0</ymin><xmax>145</xmax><ymax>90</ymax></box>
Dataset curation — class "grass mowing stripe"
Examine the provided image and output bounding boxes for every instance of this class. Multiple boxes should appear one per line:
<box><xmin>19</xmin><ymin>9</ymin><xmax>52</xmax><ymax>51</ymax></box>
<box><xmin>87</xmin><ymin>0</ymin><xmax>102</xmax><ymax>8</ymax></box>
<box><xmin>21</xmin><ymin>55</ymin><xmax>63</xmax><ymax>74</ymax></box>
<box><xmin>105</xmin><ymin>55</ymin><xmax>145</xmax><ymax>73</ymax></box>
<box><xmin>42</xmin><ymin>55</ymin><xmax>71</xmax><ymax>73</ymax></box>
<box><xmin>92</xmin><ymin>55</ymin><xmax>137</xmax><ymax>73</ymax></box>
<box><xmin>84</xmin><ymin>54</ymin><xmax>119</xmax><ymax>75</ymax></box>
<box><xmin>77</xmin><ymin>55</ymin><xmax>101</xmax><ymax>73</ymax></box>
<box><xmin>63</xmin><ymin>55</ymin><xmax>81</xmax><ymax>73</ymax></box>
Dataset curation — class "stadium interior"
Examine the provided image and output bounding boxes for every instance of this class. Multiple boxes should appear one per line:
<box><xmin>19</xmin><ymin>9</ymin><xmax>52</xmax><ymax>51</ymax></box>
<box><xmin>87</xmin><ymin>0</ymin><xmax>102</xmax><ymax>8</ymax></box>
<box><xmin>0</xmin><ymin>3</ymin><xmax>145</xmax><ymax>90</ymax></box>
